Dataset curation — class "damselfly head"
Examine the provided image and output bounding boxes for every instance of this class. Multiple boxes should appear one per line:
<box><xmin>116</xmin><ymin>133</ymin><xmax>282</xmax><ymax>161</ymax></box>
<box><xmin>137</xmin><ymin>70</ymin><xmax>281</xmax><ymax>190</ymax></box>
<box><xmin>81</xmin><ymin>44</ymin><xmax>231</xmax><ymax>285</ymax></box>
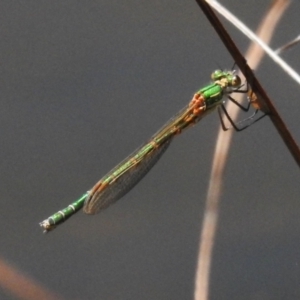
<box><xmin>211</xmin><ymin>69</ymin><xmax>241</xmax><ymax>88</ymax></box>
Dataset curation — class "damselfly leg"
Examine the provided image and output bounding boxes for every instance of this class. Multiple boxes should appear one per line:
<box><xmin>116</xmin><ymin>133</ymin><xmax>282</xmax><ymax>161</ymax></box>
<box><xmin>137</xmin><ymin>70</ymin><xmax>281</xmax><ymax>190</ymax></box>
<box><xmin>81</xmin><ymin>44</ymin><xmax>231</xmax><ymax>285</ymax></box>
<box><xmin>218</xmin><ymin>81</ymin><xmax>267</xmax><ymax>131</ymax></box>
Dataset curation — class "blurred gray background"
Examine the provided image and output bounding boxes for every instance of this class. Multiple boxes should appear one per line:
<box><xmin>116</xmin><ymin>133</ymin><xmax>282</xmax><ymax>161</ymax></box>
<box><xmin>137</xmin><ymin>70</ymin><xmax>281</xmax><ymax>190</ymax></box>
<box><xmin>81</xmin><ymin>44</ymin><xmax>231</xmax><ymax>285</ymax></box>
<box><xmin>0</xmin><ymin>1</ymin><xmax>299</xmax><ymax>299</ymax></box>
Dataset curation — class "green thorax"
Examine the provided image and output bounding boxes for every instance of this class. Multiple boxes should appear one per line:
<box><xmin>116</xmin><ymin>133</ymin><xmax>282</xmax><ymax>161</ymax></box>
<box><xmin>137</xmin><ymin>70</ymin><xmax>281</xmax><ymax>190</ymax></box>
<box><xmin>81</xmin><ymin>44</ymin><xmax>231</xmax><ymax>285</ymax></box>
<box><xmin>198</xmin><ymin>83</ymin><xmax>224</xmax><ymax>109</ymax></box>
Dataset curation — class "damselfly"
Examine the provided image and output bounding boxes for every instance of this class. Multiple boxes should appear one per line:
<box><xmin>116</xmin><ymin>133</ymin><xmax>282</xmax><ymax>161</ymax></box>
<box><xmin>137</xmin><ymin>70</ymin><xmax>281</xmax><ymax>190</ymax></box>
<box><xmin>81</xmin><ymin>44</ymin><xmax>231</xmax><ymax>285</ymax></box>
<box><xmin>40</xmin><ymin>69</ymin><xmax>264</xmax><ymax>233</ymax></box>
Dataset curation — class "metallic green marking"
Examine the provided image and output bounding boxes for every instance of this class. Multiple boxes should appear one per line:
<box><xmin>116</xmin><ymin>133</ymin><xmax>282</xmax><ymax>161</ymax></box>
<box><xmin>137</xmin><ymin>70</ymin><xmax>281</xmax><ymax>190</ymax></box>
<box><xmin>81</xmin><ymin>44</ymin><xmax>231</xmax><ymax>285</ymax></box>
<box><xmin>40</xmin><ymin>193</ymin><xmax>88</xmax><ymax>233</ymax></box>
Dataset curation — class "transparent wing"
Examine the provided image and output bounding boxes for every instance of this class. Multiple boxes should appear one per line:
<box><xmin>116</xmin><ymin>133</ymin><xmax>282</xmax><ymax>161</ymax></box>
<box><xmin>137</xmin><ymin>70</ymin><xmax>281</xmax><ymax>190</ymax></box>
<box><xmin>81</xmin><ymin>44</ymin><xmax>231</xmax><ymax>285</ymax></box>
<box><xmin>83</xmin><ymin>138</ymin><xmax>172</xmax><ymax>214</ymax></box>
<box><xmin>84</xmin><ymin>99</ymin><xmax>206</xmax><ymax>214</ymax></box>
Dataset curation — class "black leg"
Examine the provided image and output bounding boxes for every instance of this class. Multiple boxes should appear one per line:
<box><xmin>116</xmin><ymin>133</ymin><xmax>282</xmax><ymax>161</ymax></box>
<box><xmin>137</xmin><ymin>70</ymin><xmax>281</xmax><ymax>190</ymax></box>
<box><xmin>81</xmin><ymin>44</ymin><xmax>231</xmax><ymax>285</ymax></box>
<box><xmin>233</xmin><ymin>80</ymin><xmax>249</xmax><ymax>93</ymax></box>
<box><xmin>217</xmin><ymin>74</ymin><xmax>267</xmax><ymax>131</ymax></box>
<box><xmin>219</xmin><ymin>104</ymin><xmax>267</xmax><ymax>132</ymax></box>
<box><xmin>228</xmin><ymin>95</ymin><xmax>251</xmax><ymax>112</ymax></box>
<box><xmin>217</xmin><ymin>106</ymin><xmax>230</xmax><ymax>131</ymax></box>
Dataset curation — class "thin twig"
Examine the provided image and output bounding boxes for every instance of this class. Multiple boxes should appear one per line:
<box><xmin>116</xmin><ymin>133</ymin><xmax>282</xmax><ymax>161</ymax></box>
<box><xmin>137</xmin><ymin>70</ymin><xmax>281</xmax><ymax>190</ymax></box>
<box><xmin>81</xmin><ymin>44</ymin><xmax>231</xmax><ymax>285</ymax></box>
<box><xmin>275</xmin><ymin>34</ymin><xmax>300</xmax><ymax>54</ymax></box>
<box><xmin>193</xmin><ymin>1</ymin><xmax>291</xmax><ymax>300</ymax></box>
<box><xmin>207</xmin><ymin>0</ymin><xmax>300</xmax><ymax>85</ymax></box>
<box><xmin>196</xmin><ymin>0</ymin><xmax>300</xmax><ymax>166</ymax></box>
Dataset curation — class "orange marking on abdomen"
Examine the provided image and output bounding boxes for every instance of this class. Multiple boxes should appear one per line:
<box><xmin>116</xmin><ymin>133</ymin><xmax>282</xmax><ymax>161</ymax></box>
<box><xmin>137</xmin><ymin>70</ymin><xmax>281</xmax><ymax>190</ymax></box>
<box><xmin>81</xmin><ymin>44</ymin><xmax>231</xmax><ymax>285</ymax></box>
<box><xmin>189</xmin><ymin>93</ymin><xmax>206</xmax><ymax>116</ymax></box>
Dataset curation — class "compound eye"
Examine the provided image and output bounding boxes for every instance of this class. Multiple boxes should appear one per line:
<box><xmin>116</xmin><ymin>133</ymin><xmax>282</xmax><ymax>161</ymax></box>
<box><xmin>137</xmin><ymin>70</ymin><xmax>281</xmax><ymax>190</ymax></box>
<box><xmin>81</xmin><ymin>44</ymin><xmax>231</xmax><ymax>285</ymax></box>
<box><xmin>211</xmin><ymin>69</ymin><xmax>223</xmax><ymax>81</ymax></box>
<box><xmin>231</xmin><ymin>75</ymin><xmax>241</xmax><ymax>87</ymax></box>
